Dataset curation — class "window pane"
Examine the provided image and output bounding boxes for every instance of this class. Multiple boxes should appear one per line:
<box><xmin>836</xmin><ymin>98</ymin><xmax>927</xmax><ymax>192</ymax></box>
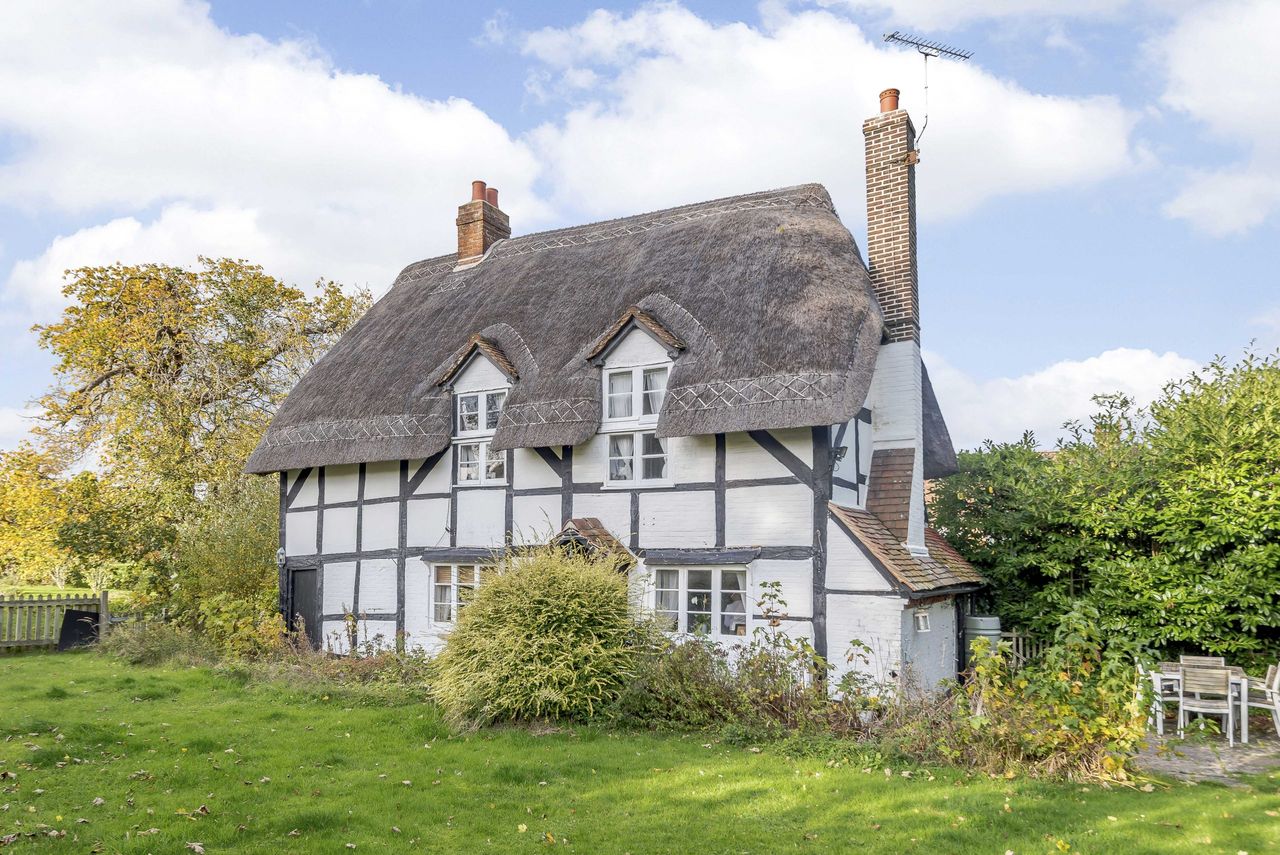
<box><xmin>607</xmin><ymin>371</ymin><xmax>633</xmax><ymax>419</ymax></box>
<box><xmin>608</xmin><ymin>434</ymin><xmax>634</xmax><ymax>482</ymax></box>
<box><xmin>641</xmin><ymin>433</ymin><xmax>666</xmax><ymax>455</ymax></box>
<box><xmin>642</xmin><ymin>456</ymin><xmax>667</xmax><ymax>480</ymax></box>
<box><xmin>640</xmin><ymin>433</ymin><xmax>667</xmax><ymax>480</ymax></box>
<box><xmin>434</xmin><ymin>583</ymin><xmax>452</xmax><ymax>623</ymax></box>
<box><xmin>688</xmin><ymin>570</ymin><xmax>712</xmax><ymax>591</ymax></box>
<box><xmin>458</xmin><ymin>394</ymin><xmax>480</xmax><ymax>432</ymax></box>
<box><xmin>457</xmin><ymin>565</ymin><xmax>476</xmax><ymax>585</ymax></box>
<box><xmin>485</xmin><ymin>391</ymin><xmax>505</xmax><ymax>430</ymax></box>
<box><xmin>687</xmin><ymin>591</ymin><xmax>711</xmax><ymax>613</ymax></box>
<box><xmin>435</xmin><ymin>566</ymin><xmax>452</xmax><ymax>584</ymax></box>
<box><xmin>655</xmin><ymin>610</ymin><xmax>678</xmax><ymax>631</ymax></box>
<box><xmin>655</xmin><ymin>569</ymin><xmax>679</xmax><ymax>590</ymax></box>
<box><xmin>688</xmin><ymin>612</ymin><xmax>711</xmax><ymax>635</ymax></box>
<box><xmin>642</xmin><ymin>368</ymin><xmax>667</xmax><ymax>416</ymax></box>
<box><xmin>608</xmin><ymin>457</ymin><xmax>633</xmax><ymax>482</ymax></box>
<box><xmin>434</xmin><ymin>602</ymin><xmax>452</xmax><ymax>623</ymax></box>
<box><xmin>485</xmin><ymin>444</ymin><xmax>505</xmax><ymax>481</ymax></box>
<box><xmin>720</xmin><ymin>569</ymin><xmax>747</xmax><ymax>637</ymax></box>
<box><xmin>458</xmin><ymin>443</ymin><xmax>479</xmax><ymax>482</ymax></box>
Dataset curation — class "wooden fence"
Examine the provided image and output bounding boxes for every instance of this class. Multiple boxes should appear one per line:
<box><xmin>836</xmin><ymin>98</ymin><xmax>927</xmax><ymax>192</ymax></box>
<box><xmin>0</xmin><ymin>592</ymin><xmax>110</xmax><ymax>653</ymax></box>
<box><xmin>1000</xmin><ymin>629</ymin><xmax>1047</xmax><ymax>669</ymax></box>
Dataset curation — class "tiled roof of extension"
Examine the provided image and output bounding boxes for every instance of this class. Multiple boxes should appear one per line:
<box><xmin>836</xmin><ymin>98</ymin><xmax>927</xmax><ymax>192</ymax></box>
<box><xmin>828</xmin><ymin>503</ymin><xmax>984</xmax><ymax>594</ymax></box>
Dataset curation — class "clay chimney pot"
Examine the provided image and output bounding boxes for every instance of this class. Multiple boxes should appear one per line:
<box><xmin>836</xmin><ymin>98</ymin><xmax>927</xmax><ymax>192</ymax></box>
<box><xmin>471</xmin><ymin>180</ymin><xmax>487</xmax><ymax>201</ymax></box>
<box><xmin>485</xmin><ymin>187</ymin><xmax>499</xmax><ymax>207</ymax></box>
<box><xmin>879</xmin><ymin>88</ymin><xmax>900</xmax><ymax>113</ymax></box>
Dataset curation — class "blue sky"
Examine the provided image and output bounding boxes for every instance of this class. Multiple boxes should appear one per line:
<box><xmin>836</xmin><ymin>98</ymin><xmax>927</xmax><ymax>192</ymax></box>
<box><xmin>1</xmin><ymin>0</ymin><xmax>1277</xmax><ymax>450</ymax></box>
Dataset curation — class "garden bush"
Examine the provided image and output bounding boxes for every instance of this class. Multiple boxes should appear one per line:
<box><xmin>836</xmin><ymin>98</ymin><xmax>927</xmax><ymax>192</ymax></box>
<box><xmin>945</xmin><ymin>604</ymin><xmax>1147</xmax><ymax>781</ymax></box>
<box><xmin>432</xmin><ymin>545</ymin><xmax>654</xmax><ymax>727</ymax></box>
<box><xmin>610</xmin><ymin>583</ymin><xmax>839</xmax><ymax>740</ymax></box>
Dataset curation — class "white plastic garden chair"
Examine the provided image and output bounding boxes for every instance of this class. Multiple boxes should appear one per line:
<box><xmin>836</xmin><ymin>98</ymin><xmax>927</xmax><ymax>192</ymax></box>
<box><xmin>1138</xmin><ymin>661</ymin><xmax>1179</xmax><ymax>735</ymax></box>
<box><xmin>1178</xmin><ymin>666</ymin><xmax>1235</xmax><ymax>746</ymax></box>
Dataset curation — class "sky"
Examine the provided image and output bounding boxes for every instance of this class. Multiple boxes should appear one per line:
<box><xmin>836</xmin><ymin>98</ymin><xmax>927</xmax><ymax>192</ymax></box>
<box><xmin>1</xmin><ymin>0</ymin><xmax>1277</xmax><ymax>452</ymax></box>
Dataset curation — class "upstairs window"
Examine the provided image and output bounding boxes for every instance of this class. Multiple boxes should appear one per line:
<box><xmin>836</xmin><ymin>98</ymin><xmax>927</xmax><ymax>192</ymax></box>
<box><xmin>604</xmin><ymin>365</ymin><xmax>668</xmax><ymax>425</ymax></box>
<box><xmin>607</xmin><ymin>431</ymin><xmax>668</xmax><ymax>485</ymax></box>
<box><xmin>457</xmin><ymin>441</ymin><xmax>505</xmax><ymax>485</ymax></box>
<box><xmin>456</xmin><ymin>389</ymin><xmax>506</xmax><ymax>437</ymax></box>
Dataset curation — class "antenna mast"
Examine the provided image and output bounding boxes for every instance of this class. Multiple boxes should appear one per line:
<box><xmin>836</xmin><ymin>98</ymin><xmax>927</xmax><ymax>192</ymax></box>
<box><xmin>882</xmin><ymin>30</ymin><xmax>973</xmax><ymax>148</ymax></box>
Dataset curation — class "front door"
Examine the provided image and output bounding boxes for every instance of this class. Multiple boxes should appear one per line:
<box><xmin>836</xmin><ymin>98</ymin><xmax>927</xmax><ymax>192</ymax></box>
<box><xmin>290</xmin><ymin>568</ymin><xmax>320</xmax><ymax>649</ymax></box>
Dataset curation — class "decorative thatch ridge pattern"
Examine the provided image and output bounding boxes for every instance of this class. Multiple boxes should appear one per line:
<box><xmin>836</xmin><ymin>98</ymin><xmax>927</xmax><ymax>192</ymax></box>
<box><xmin>247</xmin><ymin>184</ymin><xmax>904</xmax><ymax>473</ymax></box>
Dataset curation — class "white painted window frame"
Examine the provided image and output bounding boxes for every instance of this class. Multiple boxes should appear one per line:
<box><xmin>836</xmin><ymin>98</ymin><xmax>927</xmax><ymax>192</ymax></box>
<box><xmin>454</xmin><ymin>439</ymin><xmax>506</xmax><ymax>487</ymax></box>
<box><xmin>431</xmin><ymin>563</ymin><xmax>483</xmax><ymax>625</ymax></box>
<box><xmin>651</xmin><ymin>566</ymin><xmax>749</xmax><ymax>639</ymax></box>
<box><xmin>913</xmin><ymin>610</ymin><xmax>931</xmax><ymax>633</ymax></box>
<box><xmin>603</xmin><ymin>430</ymin><xmax>671</xmax><ymax>488</ymax></box>
<box><xmin>601</xmin><ymin>363</ymin><xmax>668</xmax><ymax>428</ymax></box>
<box><xmin>455</xmin><ymin>388</ymin><xmax>507</xmax><ymax>439</ymax></box>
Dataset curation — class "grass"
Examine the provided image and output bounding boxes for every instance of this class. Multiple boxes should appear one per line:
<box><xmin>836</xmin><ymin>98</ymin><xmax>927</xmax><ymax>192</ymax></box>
<box><xmin>1</xmin><ymin>653</ymin><xmax>1278</xmax><ymax>854</ymax></box>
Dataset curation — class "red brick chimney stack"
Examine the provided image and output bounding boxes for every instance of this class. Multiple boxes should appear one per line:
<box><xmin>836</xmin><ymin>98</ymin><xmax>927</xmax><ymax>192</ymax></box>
<box><xmin>863</xmin><ymin>88</ymin><xmax>919</xmax><ymax>344</ymax></box>
<box><xmin>457</xmin><ymin>179</ymin><xmax>511</xmax><ymax>263</ymax></box>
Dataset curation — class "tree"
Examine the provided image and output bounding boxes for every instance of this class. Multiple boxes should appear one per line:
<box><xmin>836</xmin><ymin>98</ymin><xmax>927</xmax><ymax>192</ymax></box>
<box><xmin>33</xmin><ymin>258</ymin><xmax>369</xmax><ymax>509</ymax></box>
<box><xmin>0</xmin><ymin>445</ymin><xmax>70</xmax><ymax>585</ymax></box>
<box><xmin>930</xmin><ymin>351</ymin><xmax>1280</xmax><ymax>660</ymax></box>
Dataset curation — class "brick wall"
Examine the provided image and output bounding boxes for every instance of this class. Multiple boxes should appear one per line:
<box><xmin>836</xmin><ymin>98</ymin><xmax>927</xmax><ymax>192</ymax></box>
<box><xmin>862</xmin><ymin>108</ymin><xmax>919</xmax><ymax>344</ymax></box>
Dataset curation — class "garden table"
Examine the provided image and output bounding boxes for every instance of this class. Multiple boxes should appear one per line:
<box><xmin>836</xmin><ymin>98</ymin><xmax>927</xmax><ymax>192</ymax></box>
<box><xmin>1154</xmin><ymin>663</ymin><xmax>1249</xmax><ymax>744</ymax></box>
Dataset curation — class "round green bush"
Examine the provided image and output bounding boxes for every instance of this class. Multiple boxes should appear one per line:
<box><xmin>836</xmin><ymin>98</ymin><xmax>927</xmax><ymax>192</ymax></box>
<box><xmin>432</xmin><ymin>546</ymin><xmax>652</xmax><ymax>727</ymax></box>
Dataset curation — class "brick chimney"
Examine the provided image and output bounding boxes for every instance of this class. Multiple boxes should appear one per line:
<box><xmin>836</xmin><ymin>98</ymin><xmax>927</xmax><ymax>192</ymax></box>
<box><xmin>863</xmin><ymin>88</ymin><xmax>919</xmax><ymax>344</ymax></box>
<box><xmin>862</xmin><ymin>89</ymin><xmax>928</xmax><ymax>553</ymax></box>
<box><xmin>456</xmin><ymin>180</ymin><xmax>510</xmax><ymax>264</ymax></box>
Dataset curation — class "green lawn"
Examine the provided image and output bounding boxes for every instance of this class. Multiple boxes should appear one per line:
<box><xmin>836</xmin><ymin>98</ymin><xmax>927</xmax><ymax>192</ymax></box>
<box><xmin>1</xmin><ymin>653</ymin><xmax>1277</xmax><ymax>854</ymax></box>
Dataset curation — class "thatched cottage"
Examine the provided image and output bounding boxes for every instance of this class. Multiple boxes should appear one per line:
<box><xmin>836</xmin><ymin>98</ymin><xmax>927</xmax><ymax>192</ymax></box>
<box><xmin>247</xmin><ymin>89</ymin><xmax>982</xmax><ymax>688</ymax></box>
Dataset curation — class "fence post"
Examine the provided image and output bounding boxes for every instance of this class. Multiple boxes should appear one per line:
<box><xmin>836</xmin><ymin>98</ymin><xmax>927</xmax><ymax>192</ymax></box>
<box><xmin>98</xmin><ymin>590</ymin><xmax>110</xmax><ymax>640</ymax></box>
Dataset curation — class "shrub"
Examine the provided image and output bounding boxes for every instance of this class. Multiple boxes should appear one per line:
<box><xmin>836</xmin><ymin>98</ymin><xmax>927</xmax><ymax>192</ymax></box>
<box><xmin>432</xmin><ymin>545</ymin><xmax>652</xmax><ymax>727</ymax></box>
<box><xmin>946</xmin><ymin>604</ymin><xmax>1146</xmax><ymax>781</ymax></box>
<box><xmin>98</xmin><ymin>620</ymin><xmax>218</xmax><ymax>666</ymax></box>
<box><xmin>610</xmin><ymin>582</ymin><xmax>833</xmax><ymax>740</ymax></box>
<box><xmin>168</xmin><ymin>476</ymin><xmax>283</xmax><ymax>658</ymax></box>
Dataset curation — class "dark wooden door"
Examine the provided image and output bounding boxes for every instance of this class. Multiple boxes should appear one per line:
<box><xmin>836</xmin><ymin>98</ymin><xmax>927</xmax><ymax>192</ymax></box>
<box><xmin>290</xmin><ymin>568</ymin><xmax>320</xmax><ymax>649</ymax></box>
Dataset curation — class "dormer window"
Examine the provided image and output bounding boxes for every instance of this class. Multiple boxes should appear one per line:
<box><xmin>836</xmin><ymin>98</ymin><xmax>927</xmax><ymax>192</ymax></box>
<box><xmin>604</xmin><ymin>365</ymin><xmax>667</xmax><ymax>425</ymax></box>
<box><xmin>456</xmin><ymin>389</ymin><xmax>506</xmax><ymax>437</ymax></box>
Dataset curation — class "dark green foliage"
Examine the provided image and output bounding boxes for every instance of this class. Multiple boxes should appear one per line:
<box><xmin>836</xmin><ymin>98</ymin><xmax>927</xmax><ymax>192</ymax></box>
<box><xmin>931</xmin><ymin>352</ymin><xmax>1280</xmax><ymax>661</ymax></box>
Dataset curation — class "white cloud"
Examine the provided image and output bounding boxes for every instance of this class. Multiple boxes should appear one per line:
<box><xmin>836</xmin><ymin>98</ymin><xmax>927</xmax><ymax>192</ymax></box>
<box><xmin>521</xmin><ymin>4</ymin><xmax>1141</xmax><ymax>225</ymax></box>
<box><xmin>818</xmin><ymin>0</ymin><xmax>1132</xmax><ymax>30</ymax></box>
<box><xmin>0</xmin><ymin>0</ymin><xmax>545</xmax><ymax>313</ymax></box>
<box><xmin>925</xmin><ymin>347</ymin><xmax>1200</xmax><ymax>450</ymax></box>
<box><xmin>1154</xmin><ymin>0</ymin><xmax>1280</xmax><ymax>235</ymax></box>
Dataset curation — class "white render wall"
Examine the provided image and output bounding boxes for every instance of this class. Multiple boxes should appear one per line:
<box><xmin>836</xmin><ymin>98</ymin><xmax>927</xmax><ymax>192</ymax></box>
<box><xmin>864</xmin><ymin>340</ymin><xmax>926</xmax><ymax>550</ymax></box>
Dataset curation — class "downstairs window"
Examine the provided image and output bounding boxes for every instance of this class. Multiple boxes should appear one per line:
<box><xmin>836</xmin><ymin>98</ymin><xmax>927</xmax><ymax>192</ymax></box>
<box><xmin>653</xmin><ymin>567</ymin><xmax>747</xmax><ymax>637</ymax></box>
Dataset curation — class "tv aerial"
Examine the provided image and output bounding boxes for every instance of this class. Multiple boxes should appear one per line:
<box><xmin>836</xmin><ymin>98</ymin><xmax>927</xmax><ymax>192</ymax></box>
<box><xmin>883</xmin><ymin>31</ymin><xmax>973</xmax><ymax>147</ymax></box>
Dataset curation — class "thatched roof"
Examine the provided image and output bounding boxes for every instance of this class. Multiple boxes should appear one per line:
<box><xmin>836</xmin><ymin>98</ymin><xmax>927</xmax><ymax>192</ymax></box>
<box><xmin>246</xmin><ymin>183</ymin><xmax>955</xmax><ymax>474</ymax></box>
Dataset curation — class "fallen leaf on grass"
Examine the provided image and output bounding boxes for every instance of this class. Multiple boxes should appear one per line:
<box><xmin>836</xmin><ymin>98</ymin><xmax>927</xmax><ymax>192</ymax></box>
<box><xmin>518</xmin><ymin>824</ymin><xmax>527</xmax><ymax>833</ymax></box>
<box><xmin>186</xmin><ymin>844</ymin><xmax>205</xmax><ymax>854</ymax></box>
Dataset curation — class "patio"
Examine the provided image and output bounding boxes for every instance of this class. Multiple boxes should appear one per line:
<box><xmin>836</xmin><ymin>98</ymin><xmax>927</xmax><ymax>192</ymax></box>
<box><xmin>1138</xmin><ymin>656</ymin><xmax>1280</xmax><ymax>784</ymax></box>
<box><xmin>1138</xmin><ymin>727</ymin><xmax>1280</xmax><ymax>785</ymax></box>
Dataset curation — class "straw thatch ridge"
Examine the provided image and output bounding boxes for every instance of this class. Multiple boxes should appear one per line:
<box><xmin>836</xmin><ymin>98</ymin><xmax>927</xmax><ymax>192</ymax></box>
<box><xmin>246</xmin><ymin>183</ymin><xmax>947</xmax><ymax>473</ymax></box>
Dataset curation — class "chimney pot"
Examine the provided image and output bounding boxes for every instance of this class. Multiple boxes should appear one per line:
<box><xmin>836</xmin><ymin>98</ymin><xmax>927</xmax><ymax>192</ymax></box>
<box><xmin>471</xmin><ymin>180</ymin><xmax>487</xmax><ymax>201</ymax></box>
<box><xmin>485</xmin><ymin>187</ymin><xmax>499</xmax><ymax>207</ymax></box>
<box><xmin>879</xmin><ymin>88</ymin><xmax>900</xmax><ymax>113</ymax></box>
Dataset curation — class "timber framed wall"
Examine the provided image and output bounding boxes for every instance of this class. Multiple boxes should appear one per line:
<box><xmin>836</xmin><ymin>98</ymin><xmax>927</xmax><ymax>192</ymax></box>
<box><xmin>277</xmin><ymin>423</ymin><xmax>872</xmax><ymax>656</ymax></box>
